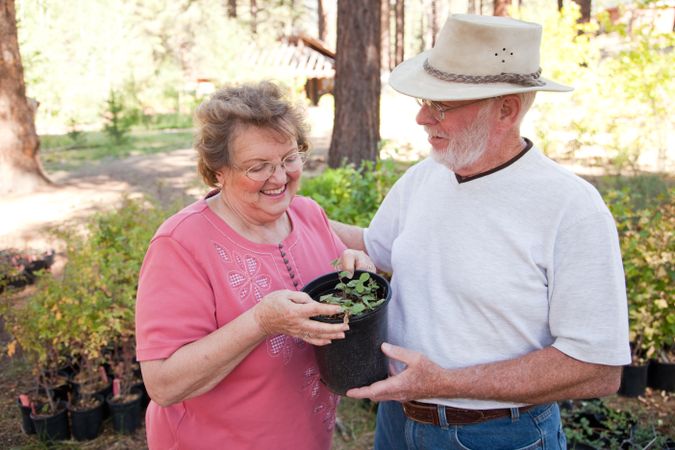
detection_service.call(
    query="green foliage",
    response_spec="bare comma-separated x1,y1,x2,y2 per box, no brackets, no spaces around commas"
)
319,271,385,317
603,187,674,362
516,5,674,174
561,398,670,449
39,129,194,171
103,90,135,144
0,197,175,394
300,159,404,227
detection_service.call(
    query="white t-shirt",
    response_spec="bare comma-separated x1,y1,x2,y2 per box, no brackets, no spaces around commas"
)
364,146,631,409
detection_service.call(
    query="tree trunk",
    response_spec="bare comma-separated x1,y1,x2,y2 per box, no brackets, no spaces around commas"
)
227,0,237,18
493,0,512,16
318,0,327,42
394,0,404,66
572,0,591,22
381,0,391,70
250,0,257,34
0,0,51,195
328,0,381,168
430,0,439,46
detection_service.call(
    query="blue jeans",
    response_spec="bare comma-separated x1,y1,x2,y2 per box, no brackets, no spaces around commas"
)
374,401,567,450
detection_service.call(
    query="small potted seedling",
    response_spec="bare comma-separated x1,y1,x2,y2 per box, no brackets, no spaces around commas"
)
303,265,391,395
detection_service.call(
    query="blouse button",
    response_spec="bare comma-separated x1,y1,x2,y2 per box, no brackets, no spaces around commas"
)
290,272,295,279
283,258,289,264
293,280,299,287
280,251,286,257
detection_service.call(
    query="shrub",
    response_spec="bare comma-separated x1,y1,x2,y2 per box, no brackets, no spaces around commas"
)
604,187,674,363
300,159,405,227
1,197,176,387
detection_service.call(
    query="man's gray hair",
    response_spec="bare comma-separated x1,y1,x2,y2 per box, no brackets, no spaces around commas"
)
516,91,536,126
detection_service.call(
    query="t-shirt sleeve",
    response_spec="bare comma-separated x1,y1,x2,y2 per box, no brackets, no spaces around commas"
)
135,235,217,361
363,178,404,273
549,211,631,366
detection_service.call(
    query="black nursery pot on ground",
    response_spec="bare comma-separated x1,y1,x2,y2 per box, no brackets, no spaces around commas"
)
30,401,70,442
303,270,391,396
69,395,105,441
618,363,648,397
648,360,675,392
106,388,143,434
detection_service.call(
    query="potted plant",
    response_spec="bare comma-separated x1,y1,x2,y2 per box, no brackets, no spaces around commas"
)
607,191,673,397
106,336,144,434
303,269,391,395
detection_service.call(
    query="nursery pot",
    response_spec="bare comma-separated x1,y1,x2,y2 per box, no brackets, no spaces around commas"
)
69,395,105,441
30,401,70,441
106,388,143,434
618,363,648,397
303,270,391,395
647,360,675,392
16,397,36,434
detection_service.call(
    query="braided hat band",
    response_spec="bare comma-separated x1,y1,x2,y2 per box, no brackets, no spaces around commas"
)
423,59,545,88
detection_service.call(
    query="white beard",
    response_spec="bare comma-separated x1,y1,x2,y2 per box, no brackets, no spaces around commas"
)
430,105,492,172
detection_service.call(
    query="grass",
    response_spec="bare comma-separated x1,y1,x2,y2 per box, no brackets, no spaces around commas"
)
40,128,194,172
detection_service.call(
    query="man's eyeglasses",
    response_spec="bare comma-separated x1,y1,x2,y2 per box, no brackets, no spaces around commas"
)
415,98,492,121
238,151,308,181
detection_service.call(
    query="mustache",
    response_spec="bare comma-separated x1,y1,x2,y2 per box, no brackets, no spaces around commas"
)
423,127,449,139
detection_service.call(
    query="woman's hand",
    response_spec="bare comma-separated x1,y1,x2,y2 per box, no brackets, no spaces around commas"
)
253,290,349,346
335,249,376,276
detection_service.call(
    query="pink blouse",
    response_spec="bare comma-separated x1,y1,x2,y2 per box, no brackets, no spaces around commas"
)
136,195,345,450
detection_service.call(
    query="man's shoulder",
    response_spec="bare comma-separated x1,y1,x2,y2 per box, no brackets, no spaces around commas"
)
527,148,607,212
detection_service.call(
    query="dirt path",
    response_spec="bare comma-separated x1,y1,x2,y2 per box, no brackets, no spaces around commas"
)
0,86,427,252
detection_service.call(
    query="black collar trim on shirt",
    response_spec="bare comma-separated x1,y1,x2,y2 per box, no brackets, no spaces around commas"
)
455,137,533,184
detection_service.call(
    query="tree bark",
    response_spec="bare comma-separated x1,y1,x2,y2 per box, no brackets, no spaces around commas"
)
493,0,512,16
394,0,404,66
430,0,439,46
227,0,237,18
572,0,591,22
381,0,391,70
318,0,327,42
250,0,257,34
328,0,381,168
0,0,51,195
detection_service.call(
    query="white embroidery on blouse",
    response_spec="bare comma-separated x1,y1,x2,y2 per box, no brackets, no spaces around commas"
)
227,252,271,303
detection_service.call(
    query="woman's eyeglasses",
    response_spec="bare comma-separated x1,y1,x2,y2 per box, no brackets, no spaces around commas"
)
240,152,308,181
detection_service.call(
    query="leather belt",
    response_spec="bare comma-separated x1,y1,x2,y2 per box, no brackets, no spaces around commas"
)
402,400,536,426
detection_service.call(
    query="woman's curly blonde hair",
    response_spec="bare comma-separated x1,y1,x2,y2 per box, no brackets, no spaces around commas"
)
194,81,309,187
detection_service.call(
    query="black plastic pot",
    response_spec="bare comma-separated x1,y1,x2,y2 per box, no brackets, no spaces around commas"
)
647,360,675,392
303,270,391,395
30,401,70,441
131,380,150,409
618,364,648,397
106,388,143,434
16,397,36,434
69,395,105,441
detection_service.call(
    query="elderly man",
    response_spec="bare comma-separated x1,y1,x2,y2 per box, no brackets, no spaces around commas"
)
333,14,630,450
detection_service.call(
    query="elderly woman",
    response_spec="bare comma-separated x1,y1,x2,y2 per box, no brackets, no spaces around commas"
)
135,82,371,449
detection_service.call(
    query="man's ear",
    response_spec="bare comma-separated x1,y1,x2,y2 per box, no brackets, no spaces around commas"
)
497,95,522,128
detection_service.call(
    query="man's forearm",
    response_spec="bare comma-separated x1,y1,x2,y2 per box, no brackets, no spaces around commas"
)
330,220,366,251
348,345,622,405
440,347,621,404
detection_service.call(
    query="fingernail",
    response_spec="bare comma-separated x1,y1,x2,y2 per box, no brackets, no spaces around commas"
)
382,342,390,351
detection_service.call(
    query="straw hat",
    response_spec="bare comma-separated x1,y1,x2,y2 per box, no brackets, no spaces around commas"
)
389,14,572,101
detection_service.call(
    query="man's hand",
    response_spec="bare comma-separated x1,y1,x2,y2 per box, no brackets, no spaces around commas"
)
335,249,376,277
346,343,448,402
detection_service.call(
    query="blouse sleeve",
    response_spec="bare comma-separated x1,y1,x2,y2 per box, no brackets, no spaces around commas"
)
135,235,217,361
